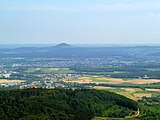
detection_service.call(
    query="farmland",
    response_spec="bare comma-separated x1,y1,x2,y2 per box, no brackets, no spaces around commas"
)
93,86,160,101
64,75,160,85
0,79,25,84
64,75,160,100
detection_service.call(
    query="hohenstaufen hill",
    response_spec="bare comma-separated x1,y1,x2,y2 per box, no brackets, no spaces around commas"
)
0,43,160,58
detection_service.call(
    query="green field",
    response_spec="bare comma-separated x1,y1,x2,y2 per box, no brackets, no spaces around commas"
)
25,68,75,73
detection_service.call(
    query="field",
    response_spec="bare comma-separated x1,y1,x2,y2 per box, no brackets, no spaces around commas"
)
64,75,160,101
64,75,160,84
92,86,160,101
145,89,160,92
25,68,75,73
0,79,25,83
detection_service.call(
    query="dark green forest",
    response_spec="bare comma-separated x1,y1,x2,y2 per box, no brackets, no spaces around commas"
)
0,89,138,120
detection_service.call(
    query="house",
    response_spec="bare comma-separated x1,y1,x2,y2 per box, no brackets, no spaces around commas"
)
3,73,11,78
143,75,149,79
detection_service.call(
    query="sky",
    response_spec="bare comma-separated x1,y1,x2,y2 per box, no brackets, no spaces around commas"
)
0,0,160,44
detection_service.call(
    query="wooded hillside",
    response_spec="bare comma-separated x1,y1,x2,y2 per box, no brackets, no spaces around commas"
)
0,89,138,120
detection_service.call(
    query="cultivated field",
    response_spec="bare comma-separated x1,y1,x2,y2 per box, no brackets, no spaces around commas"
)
127,79,160,84
133,93,152,98
0,79,25,84
92,86,159,101
64,75,160,100
145,89,160,92
64,75,160,85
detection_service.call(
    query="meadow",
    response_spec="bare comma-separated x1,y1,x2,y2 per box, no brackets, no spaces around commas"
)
25,67,75,74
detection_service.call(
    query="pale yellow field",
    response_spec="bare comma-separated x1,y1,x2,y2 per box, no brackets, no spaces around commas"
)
0,79,25,83
120,88,144,100
146,89,160,92
93,86,115,89
96,77,124,84
121,88,136,92
134,93,152,98
64,77,92,83
127,79,160,84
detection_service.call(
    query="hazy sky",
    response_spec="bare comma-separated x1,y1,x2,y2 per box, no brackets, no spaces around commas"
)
0,0,160,44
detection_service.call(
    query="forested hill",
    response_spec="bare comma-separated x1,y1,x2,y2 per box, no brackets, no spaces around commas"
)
0,89,138,120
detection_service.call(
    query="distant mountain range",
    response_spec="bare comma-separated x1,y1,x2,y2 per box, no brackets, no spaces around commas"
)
0,43,160,58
